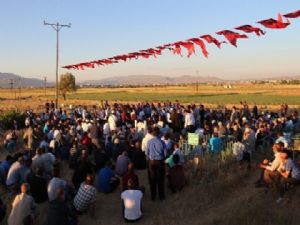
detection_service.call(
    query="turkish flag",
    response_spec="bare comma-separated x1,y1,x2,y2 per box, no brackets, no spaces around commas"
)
235,25,265,36
200,34,225,48
178,42,195,58
216,30,248,47
172,44,182,55
283,9,300,18
257,14,290,29
187,38,209,58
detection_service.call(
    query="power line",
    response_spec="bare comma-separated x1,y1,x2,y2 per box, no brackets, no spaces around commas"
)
43,21,71,108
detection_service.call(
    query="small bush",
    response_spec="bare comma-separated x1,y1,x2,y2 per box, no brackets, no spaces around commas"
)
0,110,25,130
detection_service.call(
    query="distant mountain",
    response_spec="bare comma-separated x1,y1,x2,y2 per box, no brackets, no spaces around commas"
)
82,75,224,86
0,73,53,88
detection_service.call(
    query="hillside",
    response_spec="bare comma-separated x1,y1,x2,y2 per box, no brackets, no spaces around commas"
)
82,75,224,86
0,73,53,88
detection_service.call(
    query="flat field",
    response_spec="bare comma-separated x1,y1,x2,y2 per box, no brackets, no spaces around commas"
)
0,83,299,111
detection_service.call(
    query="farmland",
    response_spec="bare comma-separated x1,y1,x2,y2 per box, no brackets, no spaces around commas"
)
0,83,299,112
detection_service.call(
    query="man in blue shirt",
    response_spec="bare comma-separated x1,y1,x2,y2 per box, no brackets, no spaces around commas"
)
209,133,223,153
98,161,119,193
0,155,13,184
146,127,166,201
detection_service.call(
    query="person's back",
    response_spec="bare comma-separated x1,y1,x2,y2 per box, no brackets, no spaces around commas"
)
27,168,48,203
73,175,96,215
131,148,147,170
32,148,45,173
209,134,222,153
115,152,130,176
47,188,77,225
6,157,23,187
98,166,115,193
8,183,36,225
121,180,143,222
40,152,55,175
94,150,109,172
48,169,67,202
72,150,93,189
122,164,140,191
168,155,185,192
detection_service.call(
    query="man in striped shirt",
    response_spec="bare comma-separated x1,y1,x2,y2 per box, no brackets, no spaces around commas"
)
73,174,96,217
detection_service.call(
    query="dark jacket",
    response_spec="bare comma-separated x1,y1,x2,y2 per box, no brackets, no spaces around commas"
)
47,199,77,225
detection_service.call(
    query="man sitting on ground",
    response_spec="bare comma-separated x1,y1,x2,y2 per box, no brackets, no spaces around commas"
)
98,161,120,193
47,187,78,225
115,151,131,177
256,143,282,188
121,179,143,223
277,151,300,199
73,174,96,217
122,163,141,191
167,154,185,193
27,167,48,203
8,183,37,225
48,168,67,202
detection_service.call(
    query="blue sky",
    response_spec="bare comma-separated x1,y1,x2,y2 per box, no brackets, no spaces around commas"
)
0,0,300,81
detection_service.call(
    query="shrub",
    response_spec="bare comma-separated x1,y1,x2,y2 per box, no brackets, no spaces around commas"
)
0,110,25,130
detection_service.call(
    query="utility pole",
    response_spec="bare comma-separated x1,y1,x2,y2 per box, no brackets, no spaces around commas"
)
43,76,47,97
43,21,71,108
9,79,14,97
18,78,21,100
196,70,199,94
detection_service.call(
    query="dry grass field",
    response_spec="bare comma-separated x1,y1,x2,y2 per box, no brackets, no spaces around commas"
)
0,83,299,112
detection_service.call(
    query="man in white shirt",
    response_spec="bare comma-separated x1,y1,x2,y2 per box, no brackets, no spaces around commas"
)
8,183,37,225
256,143,282,188
47,168,67,201
141,127,154,152
121,179,143,222
6,155,24,189
184,110,195,133
108,111,118,131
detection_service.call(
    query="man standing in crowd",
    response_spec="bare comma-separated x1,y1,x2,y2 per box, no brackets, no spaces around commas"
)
146,127,167,201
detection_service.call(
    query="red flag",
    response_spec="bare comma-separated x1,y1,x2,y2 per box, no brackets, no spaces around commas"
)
113,55,128,62
172,44,182,55
187,38,209,58
257,14,290,29
283,9,300,19
200,35,225,48
235,25,265,36
216,30,248,47
92,60,104,66
78,65,85,70
178,41,195,58
140,48,162,58
84,63,95,68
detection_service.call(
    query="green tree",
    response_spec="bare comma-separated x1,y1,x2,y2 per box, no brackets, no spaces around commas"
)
59,73,76,100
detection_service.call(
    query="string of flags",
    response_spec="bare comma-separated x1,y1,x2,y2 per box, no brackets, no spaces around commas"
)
62,9,300,71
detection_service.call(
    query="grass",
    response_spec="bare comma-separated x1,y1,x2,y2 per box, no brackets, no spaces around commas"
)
62,92,300,105
0,84,299,112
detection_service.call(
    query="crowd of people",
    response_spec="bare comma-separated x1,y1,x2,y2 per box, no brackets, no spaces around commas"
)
0,100,299,224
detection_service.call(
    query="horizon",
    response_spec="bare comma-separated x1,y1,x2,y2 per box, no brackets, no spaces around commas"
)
1,72,300,84
0,1,300,82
